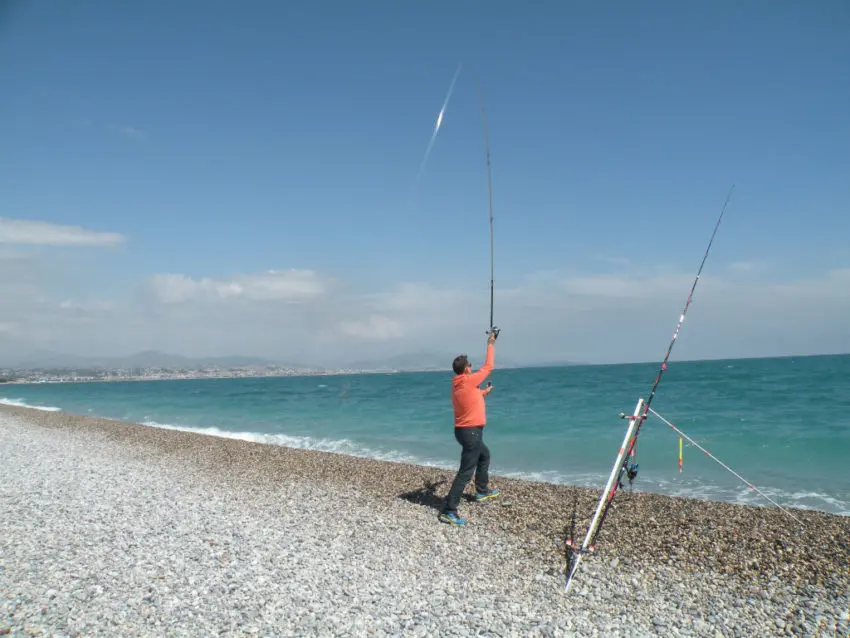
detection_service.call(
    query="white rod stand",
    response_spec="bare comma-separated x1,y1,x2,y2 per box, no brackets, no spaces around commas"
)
564,397,644,594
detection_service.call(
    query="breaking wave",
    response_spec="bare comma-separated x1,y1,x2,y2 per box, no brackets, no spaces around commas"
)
0,397,62,412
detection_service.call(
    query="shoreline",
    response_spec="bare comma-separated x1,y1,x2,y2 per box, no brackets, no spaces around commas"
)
2,403,848,594
3,398,846,519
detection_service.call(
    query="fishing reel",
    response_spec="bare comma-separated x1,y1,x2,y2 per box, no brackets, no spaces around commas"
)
617,463,640,490
486,326,500,340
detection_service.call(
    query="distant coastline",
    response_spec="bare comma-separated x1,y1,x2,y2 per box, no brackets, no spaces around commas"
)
0,362,537,385
2,349,845,386
0,366,447,385
0,347,585,385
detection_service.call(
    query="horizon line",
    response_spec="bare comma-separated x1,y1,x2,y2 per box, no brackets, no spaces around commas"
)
2,349,847,375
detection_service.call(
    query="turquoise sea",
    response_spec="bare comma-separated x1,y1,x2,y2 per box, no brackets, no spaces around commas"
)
3,354,849,516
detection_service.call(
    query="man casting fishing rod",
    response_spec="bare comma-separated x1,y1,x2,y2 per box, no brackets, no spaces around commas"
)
439,329,501,526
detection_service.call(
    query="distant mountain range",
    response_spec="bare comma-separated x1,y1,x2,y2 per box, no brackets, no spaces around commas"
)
1,348,582,372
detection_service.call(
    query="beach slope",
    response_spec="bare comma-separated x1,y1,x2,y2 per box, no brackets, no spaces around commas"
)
1,404,848,636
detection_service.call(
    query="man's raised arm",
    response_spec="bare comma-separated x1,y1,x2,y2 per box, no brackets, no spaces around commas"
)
468,335,496,386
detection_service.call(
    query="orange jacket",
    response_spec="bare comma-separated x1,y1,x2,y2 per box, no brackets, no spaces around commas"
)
451,344,494,428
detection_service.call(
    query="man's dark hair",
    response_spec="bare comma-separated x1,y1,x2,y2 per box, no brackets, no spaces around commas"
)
452,354,469,375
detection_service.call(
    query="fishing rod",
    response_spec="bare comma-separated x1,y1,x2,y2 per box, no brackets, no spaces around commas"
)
473,76,499,341
414,65,499,340
597,184,737,531
564,184,735,593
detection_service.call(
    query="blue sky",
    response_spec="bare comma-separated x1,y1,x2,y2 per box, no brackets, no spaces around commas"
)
1,1,849,366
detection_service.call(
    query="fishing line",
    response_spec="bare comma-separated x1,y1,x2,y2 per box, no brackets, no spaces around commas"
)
648,407,805,526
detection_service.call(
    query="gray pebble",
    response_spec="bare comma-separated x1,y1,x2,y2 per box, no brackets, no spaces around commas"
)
1,407,848,638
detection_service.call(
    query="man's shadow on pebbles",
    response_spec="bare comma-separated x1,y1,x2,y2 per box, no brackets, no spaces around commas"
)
399,478,477,511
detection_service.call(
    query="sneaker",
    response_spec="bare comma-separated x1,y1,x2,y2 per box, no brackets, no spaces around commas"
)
438,512,467,526
475,489,501,502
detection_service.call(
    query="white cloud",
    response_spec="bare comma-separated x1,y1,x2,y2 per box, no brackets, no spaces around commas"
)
1,256,849,367
339,315,406,341
345,282,471,336
556,273,695,299
148,269,330,304
134,265,850,364
59,299,115,312
0,218,125,247
725,260,774,275
770,267,850,296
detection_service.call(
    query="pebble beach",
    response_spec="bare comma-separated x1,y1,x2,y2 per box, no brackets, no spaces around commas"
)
1,403,848,637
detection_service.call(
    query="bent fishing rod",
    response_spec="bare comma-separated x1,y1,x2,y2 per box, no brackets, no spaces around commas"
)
564,184,736,592
474,75,499,341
